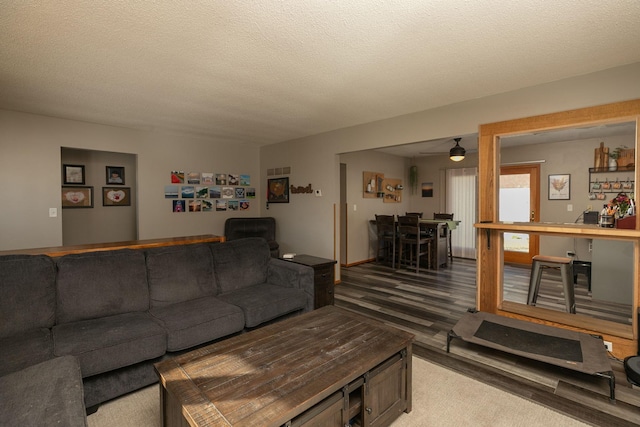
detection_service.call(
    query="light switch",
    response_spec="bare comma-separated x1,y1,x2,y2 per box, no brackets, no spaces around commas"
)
49,208,57,217
567,204,573,212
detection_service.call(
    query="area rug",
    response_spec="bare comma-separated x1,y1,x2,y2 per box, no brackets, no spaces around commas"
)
87,356,588,427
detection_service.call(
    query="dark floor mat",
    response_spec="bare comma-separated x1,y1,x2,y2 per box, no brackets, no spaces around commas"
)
449,311,611,375
474,320,583,362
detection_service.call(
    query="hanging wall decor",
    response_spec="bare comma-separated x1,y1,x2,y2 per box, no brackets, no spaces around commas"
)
421,182,434,198
172,200,186,212
363,171,384,198
63,164,85,185
267,177,289,203
103,187,131,206
62,186,93,208
167,170,252,212
382,178,403,203
548,174,570,200
171,171,184,183
106,166,125,185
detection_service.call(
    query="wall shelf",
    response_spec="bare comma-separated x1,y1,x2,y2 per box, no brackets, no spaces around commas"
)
588,166,634,195
475,221,640,241
590,166,635,173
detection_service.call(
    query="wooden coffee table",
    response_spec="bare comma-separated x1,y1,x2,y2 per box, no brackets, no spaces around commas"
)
155,306,414,427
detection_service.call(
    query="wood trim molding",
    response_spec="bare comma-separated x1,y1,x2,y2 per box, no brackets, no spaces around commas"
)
477,99,640,359
0,234,225,257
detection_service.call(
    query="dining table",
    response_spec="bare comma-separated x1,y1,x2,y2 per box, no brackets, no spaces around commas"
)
418,218,461,230
371,217,461,270
418,218,460,270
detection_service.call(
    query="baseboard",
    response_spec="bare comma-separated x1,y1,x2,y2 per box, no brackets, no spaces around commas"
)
341,258,375,268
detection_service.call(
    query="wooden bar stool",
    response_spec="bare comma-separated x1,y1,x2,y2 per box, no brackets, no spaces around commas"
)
527,255,575,314
375,214,397,268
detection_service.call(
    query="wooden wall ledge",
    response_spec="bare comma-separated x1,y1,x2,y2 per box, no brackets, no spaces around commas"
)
0,234,225,258
475,221,640,240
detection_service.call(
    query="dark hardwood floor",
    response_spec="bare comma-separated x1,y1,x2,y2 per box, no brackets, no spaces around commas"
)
334,259,640,426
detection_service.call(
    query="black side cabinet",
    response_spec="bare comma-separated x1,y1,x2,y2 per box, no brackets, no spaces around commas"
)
285,254,337,308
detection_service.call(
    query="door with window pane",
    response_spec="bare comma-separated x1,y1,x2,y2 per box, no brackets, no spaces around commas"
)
499,165,540,264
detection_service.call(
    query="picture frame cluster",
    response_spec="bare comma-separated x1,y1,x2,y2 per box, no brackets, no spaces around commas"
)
62,164,130,208
166,171,255,212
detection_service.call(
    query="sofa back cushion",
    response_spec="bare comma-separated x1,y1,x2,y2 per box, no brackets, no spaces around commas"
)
55,249,149,324
211,237,271,294
0,255,56,338
146,243,216,308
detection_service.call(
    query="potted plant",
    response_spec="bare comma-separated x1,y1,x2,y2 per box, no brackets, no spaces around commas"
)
608,147,620,171
409,165,418,194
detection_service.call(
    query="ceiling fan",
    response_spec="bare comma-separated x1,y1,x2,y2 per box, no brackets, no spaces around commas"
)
418,137,473,161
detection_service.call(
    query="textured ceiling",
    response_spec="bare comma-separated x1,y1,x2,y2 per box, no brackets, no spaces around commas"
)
1,1,640,147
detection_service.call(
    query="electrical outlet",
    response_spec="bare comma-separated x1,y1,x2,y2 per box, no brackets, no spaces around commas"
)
603,340,613,352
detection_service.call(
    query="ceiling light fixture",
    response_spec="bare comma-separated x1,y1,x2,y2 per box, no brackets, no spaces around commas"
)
449,138,466,161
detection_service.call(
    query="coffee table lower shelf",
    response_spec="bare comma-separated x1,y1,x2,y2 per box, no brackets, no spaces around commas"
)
155,306,414,427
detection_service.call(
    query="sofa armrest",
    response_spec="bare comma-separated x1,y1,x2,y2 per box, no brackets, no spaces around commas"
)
0,356,87,426
267,259,315,312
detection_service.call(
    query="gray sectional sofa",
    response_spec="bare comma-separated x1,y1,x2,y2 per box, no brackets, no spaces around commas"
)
0,237,314,425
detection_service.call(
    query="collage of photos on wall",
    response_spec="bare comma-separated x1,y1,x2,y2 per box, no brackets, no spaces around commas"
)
165,171,255,213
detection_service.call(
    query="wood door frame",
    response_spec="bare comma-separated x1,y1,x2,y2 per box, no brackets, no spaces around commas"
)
500,164,540,265
477,99,640,358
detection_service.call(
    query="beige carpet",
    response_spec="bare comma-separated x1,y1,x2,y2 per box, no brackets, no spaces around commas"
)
87,357,588,427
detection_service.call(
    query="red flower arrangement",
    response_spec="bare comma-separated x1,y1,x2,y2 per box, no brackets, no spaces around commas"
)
607,192,632,217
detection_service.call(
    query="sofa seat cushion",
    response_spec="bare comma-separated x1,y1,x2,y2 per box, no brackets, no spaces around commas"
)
218,284,307,328
0,356,87,426
0,328,53,377
150,296,245,351
53,312,166,377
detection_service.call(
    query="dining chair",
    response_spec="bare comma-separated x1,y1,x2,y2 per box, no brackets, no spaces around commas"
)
405,212,423,218
397,215,433,273
375,214,396,268
433,212,454,262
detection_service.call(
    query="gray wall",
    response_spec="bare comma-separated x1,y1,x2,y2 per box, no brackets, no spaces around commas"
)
61,148,137,245
261,63,640,273
338,133,636,264
1,63,639,268
0,111,259,251
339,150,408,264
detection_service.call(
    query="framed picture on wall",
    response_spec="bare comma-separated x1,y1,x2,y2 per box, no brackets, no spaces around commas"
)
548,174,570,200
106,166,125,185
267,177,289,203
63,164,85,185
61,186,93,208
102,187,131,206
